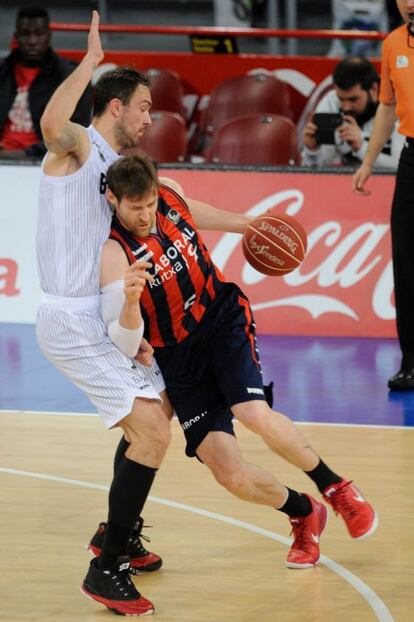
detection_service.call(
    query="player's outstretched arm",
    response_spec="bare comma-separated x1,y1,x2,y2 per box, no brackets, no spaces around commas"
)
187,198,252,233
40,11,104,157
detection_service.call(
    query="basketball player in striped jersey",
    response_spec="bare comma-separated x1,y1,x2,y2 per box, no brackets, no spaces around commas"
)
35,12,180,617
99,153,378,573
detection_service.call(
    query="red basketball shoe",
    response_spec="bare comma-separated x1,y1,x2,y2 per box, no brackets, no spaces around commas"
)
88,518,162,574
323,480,378,540
286,495,328,569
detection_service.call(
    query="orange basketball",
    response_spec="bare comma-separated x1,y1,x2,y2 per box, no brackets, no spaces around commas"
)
242,214,307,276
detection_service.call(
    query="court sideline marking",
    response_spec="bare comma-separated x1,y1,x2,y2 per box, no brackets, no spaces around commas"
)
0,466,394,622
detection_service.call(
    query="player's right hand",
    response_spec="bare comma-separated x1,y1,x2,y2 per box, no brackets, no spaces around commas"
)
135,338,154,366
87,11,104,68
353,163,372,196
124,261,153,304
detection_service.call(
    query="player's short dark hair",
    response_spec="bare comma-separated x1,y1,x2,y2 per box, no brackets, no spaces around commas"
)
106,153,159,201
333,56,379,91
16,6,50,26
94,67,150,118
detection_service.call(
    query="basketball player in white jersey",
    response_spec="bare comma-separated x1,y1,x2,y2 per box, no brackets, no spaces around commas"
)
36,12,174,616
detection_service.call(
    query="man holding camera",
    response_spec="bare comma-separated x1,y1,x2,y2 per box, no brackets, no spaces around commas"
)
302,56,404,168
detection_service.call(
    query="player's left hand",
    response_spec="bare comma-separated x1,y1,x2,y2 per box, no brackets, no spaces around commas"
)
338,115,363,152
135,337,154,366
87,11,104,68
124,260,153,305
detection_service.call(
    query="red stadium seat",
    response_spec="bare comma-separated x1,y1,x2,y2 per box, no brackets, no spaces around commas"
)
124,111,188,164
209,114,297,166
147,68,186,119
202,73,292,138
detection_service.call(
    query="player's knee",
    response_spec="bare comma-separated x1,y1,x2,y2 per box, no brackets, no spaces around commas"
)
211,464,245,493
128,418,171,465
147,415,171,451
233,401,272,435
128,407,171,453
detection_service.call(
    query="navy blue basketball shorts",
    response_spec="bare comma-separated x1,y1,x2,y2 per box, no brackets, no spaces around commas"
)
155,283,267,457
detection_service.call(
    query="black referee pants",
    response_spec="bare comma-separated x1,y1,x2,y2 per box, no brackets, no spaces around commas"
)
391,142,414,369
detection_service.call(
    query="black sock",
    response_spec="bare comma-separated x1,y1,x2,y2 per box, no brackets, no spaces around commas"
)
97,457,157,568
113,436,130,476
278,488,312,517
305,458,342,494
113,437,141,531
96,521,132,568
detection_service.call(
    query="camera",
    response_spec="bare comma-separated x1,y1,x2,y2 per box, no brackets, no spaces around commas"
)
313,112,344,145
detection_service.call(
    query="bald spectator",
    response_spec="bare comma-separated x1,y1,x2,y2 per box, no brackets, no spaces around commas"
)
0,6,92,159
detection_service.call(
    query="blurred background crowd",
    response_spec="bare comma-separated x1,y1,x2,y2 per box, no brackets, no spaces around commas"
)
0,1,406,168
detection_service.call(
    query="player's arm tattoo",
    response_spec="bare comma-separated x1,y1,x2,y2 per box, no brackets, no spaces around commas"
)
44,123,83,156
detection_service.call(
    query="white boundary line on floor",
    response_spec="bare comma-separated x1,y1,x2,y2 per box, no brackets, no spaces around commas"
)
0,408,413,431
0,466,394,622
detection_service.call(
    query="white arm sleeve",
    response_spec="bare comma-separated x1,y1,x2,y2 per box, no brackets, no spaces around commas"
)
100,280,144,359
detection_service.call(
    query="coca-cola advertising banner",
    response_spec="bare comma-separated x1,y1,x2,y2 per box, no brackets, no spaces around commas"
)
163,169,396,338
0,165,396,338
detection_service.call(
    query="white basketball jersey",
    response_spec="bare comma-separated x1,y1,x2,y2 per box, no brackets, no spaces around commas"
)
36,126,119,297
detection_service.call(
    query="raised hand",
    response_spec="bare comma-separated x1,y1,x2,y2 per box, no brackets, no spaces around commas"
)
87,10,104,68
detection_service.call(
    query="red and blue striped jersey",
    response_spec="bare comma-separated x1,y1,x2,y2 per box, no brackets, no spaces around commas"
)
110,185,226,347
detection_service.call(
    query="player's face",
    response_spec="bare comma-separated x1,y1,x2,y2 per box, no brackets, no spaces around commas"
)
335,83,377,118
116,187,159,238
114,85,152,149
15,17,51,65
396,0,414,23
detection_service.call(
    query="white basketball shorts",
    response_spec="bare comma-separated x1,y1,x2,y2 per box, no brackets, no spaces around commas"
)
36,302,165,428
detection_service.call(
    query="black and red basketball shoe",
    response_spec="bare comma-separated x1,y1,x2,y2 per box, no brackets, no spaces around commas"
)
88,517,162,574
81,555,154,616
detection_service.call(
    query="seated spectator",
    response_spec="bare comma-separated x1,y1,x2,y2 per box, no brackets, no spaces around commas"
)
301,56,404,169
0,6,93,160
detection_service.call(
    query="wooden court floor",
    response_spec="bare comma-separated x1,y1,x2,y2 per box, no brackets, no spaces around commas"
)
1,412,413,622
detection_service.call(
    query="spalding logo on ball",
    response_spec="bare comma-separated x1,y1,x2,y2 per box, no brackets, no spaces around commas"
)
243,214,307,276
